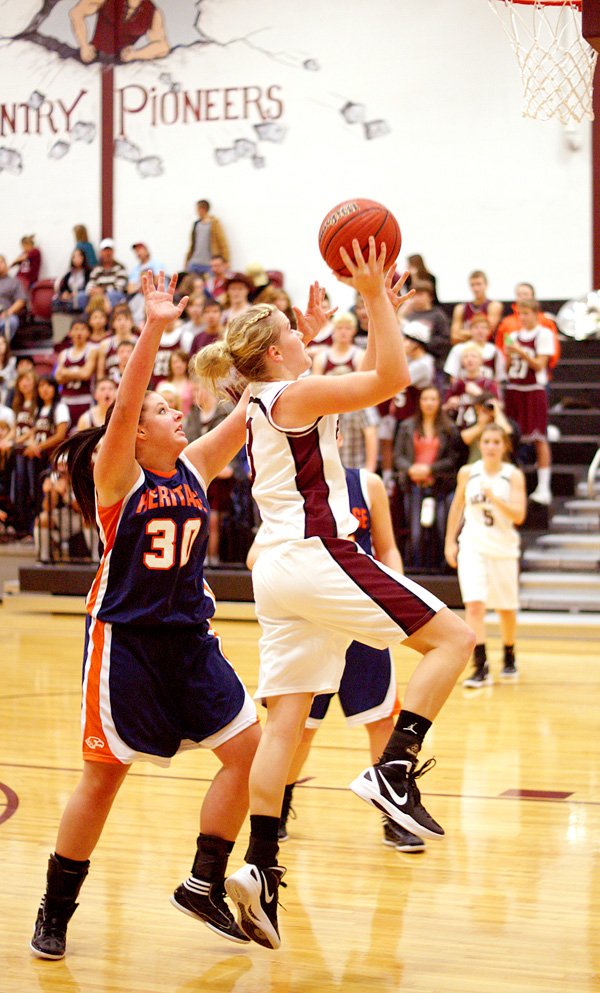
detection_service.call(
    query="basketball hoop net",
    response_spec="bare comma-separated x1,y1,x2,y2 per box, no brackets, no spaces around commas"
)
489,0,598,124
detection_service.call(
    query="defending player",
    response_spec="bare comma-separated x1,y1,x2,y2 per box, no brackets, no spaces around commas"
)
30,272,261,959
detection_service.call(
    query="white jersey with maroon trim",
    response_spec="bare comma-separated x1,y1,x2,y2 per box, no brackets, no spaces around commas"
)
459,460,519,558
247,380,357,550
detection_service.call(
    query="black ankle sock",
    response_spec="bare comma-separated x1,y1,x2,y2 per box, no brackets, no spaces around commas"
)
503,644,515,663
474,644,487,667
191,834,234,882
245,815,279,867
50,853,90,901
378,710,432,766
54,853,89,874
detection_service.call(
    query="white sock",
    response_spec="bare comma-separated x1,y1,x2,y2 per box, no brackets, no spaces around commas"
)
537,467,551,491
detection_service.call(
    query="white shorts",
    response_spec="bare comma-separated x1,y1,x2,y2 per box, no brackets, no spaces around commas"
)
457,547,519,611
252,536,445,699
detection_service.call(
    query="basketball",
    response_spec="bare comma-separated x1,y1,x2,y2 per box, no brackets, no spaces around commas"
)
318,198,401,277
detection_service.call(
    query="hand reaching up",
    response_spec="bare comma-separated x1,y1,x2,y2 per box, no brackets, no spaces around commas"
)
142,271,189,327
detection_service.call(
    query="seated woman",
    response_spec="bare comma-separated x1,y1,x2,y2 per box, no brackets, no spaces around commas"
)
53,249,91,313
394,385,463,571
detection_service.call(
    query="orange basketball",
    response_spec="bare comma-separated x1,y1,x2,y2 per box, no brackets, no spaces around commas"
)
318,198,401,277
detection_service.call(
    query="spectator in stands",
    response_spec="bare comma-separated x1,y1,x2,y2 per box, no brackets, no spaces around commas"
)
351,293,370,348
149,318,194,388
26,376,71,470
443,342,499,430
86,239,127,307
10,235,42,293
54,319,98,428
398,279,450,381
10,368,39,539
157,349,194,416
222,274,253,324
311,312,364,375
113,339,136,384
444,313,506,386
0,414,14,535
459,391,516,464
176,272,209,305
53,249,91,313
179,293,205,345
395,386,462,571
97,304,138,380
36,457,80,564
0,254,27,340
504,299,554,505
205,254,231,302
190,299,224,354
77,376,117,431
86,300,110,344
451,270,503,344
0,337,17,406
73,224,97,268
406,254,439,303
245,263,271,303
380,322,435,493
496,281,560,373
185,199,230,274
127,242,167,295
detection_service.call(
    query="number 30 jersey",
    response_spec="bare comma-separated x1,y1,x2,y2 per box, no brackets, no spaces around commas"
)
87,454,213,626
458,460,520,559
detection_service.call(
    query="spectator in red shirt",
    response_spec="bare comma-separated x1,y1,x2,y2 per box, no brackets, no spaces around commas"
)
11,236,41,293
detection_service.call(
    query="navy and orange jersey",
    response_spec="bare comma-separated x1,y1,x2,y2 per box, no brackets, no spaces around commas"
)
345,467,373,556
87,453,213,626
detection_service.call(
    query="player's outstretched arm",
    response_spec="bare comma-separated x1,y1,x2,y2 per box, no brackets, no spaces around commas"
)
94,271,188,507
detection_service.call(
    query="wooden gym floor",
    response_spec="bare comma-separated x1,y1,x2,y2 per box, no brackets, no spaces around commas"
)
1,607,599,993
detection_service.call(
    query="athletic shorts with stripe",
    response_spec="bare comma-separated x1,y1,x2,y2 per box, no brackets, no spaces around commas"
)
307,641,400,728
81,617,257,766
252,536,445,699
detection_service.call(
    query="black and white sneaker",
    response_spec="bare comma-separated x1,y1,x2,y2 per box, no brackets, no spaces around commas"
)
30,897,77,960
463,664,493,688
225,864,286,949
171,878,249,943
500,662,519,680
382,817,426,853
350,757,444,840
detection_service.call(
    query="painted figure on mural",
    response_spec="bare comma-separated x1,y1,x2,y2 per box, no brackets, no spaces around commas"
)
69,0,170,63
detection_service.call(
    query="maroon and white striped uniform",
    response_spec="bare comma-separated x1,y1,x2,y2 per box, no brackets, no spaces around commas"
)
504,326,554,441
60,345,94,425
246,380,444,699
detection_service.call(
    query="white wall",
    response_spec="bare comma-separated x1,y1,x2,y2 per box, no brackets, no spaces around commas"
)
0,0,593,308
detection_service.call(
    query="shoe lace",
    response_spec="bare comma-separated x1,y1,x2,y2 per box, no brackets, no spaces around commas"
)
409,757,437,805
279,790,297,828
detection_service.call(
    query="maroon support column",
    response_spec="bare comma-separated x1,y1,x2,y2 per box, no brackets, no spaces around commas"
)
101,66,114,242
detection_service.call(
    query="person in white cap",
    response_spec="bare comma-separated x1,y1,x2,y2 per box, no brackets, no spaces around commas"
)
86,239,127,308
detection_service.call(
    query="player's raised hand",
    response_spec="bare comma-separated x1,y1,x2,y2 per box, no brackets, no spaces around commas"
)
335,237,386,296
384,268,414,312
293,282,337,345
142,271,189,326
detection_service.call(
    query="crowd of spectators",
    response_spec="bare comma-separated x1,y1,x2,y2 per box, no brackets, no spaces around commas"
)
0,211,561,571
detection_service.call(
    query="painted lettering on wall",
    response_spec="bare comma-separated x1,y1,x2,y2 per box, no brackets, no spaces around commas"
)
0,85,284,140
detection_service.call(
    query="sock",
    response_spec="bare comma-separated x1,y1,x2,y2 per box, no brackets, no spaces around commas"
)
49,853,90,902
537,467,551,491
281,782,295,817
378,710,432,767
191,833,234,883
245,814,279,868
503,644,515,664
474,643,487,668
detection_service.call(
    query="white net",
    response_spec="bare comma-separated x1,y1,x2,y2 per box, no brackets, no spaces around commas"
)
489,0,598,124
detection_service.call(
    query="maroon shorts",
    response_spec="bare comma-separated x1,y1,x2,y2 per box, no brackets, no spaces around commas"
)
504,387,548,441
